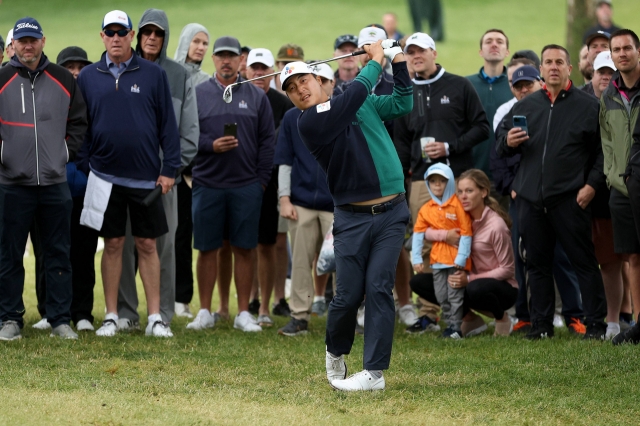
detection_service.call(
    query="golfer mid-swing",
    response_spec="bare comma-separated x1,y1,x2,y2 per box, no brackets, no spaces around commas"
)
280,40,413,391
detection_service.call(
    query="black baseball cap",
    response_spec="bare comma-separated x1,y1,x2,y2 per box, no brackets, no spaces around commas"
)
213,36,241,55
585,31,611,48
511,50,540,69
56,46,92,66
334,34,358,50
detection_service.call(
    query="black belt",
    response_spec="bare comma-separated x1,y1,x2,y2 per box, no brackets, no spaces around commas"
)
336,193,406,215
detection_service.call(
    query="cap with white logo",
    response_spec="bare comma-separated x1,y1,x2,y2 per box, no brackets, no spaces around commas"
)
280,61,313,91
247,48,274,68
310,63,334,81
102,10,132,30
404,32,436,52
6,29,13,45
594,51,617,71
13,17,43,40
357,26,387,48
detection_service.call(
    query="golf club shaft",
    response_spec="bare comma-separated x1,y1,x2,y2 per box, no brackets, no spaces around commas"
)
309,50,366,66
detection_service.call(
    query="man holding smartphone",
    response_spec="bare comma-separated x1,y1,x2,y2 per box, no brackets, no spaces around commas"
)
189,36,276,333
496,44,607,340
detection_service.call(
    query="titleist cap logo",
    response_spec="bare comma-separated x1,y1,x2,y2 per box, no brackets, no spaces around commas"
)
16,23,39,31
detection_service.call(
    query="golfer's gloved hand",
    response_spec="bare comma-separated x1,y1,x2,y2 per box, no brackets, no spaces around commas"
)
381,39,403,62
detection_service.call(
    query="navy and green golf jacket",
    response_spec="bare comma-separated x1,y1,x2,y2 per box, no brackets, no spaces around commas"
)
297,60,413,205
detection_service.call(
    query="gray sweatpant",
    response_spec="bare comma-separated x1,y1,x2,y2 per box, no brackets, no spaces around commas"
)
433,268,464,330
117,187,178,324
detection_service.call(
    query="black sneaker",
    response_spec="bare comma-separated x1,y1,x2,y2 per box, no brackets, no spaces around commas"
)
272,298,291,317
278,318,308,336
525,322,554,340
583,321,606,341
405,315,440,334
612,323,640,345
441,326,463,339
248,299,260,316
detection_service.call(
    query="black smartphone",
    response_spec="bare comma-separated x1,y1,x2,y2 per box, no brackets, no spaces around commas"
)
224,122,238,138
512,115,528,135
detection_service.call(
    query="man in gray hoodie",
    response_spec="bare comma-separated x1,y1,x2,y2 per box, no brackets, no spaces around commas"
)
115,9,198,330
174,23,210,87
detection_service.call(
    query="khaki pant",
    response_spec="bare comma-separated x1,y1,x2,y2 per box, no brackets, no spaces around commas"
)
409,180,440,319
289,205,333,321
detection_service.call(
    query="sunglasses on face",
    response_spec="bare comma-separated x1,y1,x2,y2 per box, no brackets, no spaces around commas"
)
140,28,165,38
103,29,130,38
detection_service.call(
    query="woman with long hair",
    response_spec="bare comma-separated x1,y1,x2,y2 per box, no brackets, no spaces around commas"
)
410,169,518,336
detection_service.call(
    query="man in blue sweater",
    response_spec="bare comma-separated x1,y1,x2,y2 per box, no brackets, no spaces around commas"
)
77,10,181,338
281,40,412,391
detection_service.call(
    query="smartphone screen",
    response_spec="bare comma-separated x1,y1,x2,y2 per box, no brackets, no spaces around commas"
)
512,115,528,135
224,123,238,138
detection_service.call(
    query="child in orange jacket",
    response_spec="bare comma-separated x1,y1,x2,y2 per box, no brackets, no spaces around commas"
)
412,163,472,338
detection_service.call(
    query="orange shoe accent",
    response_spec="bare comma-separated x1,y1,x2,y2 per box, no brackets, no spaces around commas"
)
568,318,586,335
513,321,531,332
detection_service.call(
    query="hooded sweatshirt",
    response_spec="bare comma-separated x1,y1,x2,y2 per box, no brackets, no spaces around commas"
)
136,9,198,172
412,163,472,269
174,23,210,87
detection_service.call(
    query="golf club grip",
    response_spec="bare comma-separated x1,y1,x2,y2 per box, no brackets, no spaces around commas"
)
141,185,163,207
352,50,367,56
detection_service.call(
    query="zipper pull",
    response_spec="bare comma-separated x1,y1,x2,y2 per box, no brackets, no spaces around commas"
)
116,77,119,91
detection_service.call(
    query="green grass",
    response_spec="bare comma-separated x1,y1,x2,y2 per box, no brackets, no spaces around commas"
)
2,0,640,424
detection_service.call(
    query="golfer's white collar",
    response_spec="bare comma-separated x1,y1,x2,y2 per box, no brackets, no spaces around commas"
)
412,67,446,85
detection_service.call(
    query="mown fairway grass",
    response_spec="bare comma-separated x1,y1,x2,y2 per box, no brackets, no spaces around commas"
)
2,0,640,424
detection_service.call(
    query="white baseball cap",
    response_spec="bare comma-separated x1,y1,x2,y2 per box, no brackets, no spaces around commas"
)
6,29,12,45
102,10,132,30
594,51,617,71
280,61,314,91
357,26,387,48
405,32,436,52
247,48,275,68
310,63,334,81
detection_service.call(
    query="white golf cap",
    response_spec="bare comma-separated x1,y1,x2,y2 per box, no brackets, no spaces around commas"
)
594,51,617,71
357,26,387,48
102,10,132,30
280,61,314,91
425,168,449,179
6,29,13,44
405,32,436,52
247,48,274,68
311,63,334,81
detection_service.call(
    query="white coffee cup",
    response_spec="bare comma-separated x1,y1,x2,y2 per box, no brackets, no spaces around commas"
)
420,137,436,163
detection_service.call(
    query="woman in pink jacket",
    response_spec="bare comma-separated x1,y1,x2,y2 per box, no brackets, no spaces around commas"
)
410,169,518,336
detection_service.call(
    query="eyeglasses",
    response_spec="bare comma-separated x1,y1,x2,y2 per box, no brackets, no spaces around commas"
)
140,28,165,38
513,80,535,91
103,29,130,38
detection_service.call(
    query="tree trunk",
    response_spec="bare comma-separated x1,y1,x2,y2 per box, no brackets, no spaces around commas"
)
567,0,595,82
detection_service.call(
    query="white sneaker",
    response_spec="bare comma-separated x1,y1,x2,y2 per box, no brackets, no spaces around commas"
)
331,370,385,391
175,302,193,318
233,312,262,332
32,318,51,330
96,319,118,337
326,350,347,383
117,318,140,332
146,320,174,337
553,314,564,328
50,324,78,340
606,322,621,340
398,304,418,326
186,310,215,330
76,319,94,331
357,305,365,328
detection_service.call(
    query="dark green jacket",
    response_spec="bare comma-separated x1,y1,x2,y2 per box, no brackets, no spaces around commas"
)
467,67,512,179
599,75,640,197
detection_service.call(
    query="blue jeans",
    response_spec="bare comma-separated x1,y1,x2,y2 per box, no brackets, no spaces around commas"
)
326,199,410,370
